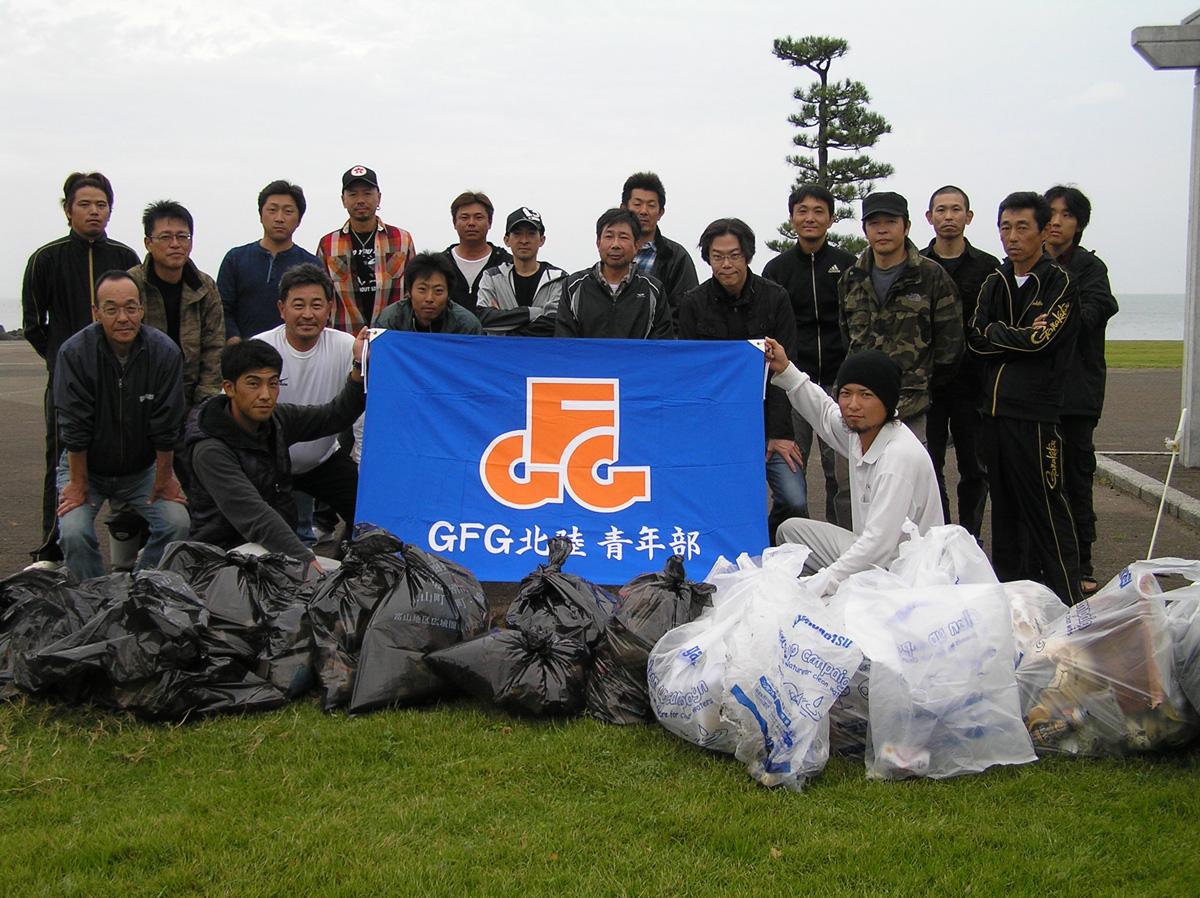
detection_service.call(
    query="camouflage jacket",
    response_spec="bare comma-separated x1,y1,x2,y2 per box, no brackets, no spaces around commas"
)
838,238,964,420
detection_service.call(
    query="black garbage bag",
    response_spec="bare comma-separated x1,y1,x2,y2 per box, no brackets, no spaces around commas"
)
586,555,714,725
506,536,617,646
308,528,408,711
159,541,229,591
427,625,590,716
110,657,287,720
349,542,490,713
198,551,315,698
0,567,105,699
584,644,654,725
18,570,207,700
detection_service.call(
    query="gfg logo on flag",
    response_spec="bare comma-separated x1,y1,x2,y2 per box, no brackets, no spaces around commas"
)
479,378,650,512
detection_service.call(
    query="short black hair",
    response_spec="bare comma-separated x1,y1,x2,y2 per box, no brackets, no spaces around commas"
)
451,191,494,222
142,200,193,238
221,339,283,383
788,184,835,217
93,270,142,307
596,208,642,241
1043,185,1091,244
997,191,1051,230
928,185,970,212
278,262,333,304
62,172,115,212
621,172,666,209
403,252,457,295
698,218,756,264
258,180,307,220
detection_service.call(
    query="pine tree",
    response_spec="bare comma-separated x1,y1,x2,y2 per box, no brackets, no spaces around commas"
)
768,36,893,255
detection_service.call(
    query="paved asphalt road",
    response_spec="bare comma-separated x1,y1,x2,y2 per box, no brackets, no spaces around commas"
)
1,340,1195,594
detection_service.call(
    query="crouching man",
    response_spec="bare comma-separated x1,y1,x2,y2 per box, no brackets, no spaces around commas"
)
763,337,943,596
54,270,190,581
183,330,368,574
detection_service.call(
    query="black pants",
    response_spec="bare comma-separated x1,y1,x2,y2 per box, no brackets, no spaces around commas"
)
981,416,1081,605
34,377,63,562
1059,414,1098,579
291,447,360,534
927,387,988,538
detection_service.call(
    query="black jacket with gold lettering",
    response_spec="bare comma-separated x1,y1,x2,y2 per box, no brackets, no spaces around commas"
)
967,252,1079,423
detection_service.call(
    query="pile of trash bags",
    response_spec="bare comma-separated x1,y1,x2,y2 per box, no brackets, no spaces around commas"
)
647,523,1200,790
0,526,492,719
427,537,714,720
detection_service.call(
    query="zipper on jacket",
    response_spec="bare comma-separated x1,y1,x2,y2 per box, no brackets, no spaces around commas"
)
810,252,821,378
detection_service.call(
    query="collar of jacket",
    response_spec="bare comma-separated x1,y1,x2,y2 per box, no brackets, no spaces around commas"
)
712,272,756,307
589,261,637,292
1000,250,1058,282
923,236,989,263
652,230,678,259
198,393,277,450
791,236,847,263
854,237,922,274
68,229,112,248
340,217,385,235
87,319,147,365
138,254,204,291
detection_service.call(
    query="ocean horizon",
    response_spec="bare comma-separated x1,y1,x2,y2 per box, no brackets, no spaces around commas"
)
0,292,1188,341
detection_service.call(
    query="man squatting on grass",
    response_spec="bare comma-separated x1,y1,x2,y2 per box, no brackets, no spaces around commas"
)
763,337,943,597
182,329,369,575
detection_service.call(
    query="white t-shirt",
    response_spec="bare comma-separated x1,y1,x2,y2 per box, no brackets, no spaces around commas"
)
254,325,356,474
452,247,490,289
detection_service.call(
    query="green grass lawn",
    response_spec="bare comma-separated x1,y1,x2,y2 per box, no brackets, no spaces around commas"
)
1106,341,1183,368
3,697,1198,897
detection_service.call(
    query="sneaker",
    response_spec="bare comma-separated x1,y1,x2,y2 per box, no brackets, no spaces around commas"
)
23,560,61,572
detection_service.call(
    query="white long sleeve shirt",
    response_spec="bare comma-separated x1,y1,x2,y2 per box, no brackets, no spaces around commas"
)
772,362,943,587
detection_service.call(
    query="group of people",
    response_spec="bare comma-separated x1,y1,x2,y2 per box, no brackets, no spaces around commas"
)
20,166,1115,604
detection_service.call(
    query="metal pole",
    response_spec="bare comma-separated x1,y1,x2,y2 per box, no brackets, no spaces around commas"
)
1184,69,1200,465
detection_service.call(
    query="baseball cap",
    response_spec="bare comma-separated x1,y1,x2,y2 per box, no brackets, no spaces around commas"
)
342,165,379,191
862,191,909,220
506,207,545,234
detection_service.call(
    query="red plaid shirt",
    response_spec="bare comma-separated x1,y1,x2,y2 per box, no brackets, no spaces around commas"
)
316,218,416,333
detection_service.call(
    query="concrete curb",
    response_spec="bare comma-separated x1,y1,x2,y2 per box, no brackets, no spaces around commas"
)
1096,454,1200,531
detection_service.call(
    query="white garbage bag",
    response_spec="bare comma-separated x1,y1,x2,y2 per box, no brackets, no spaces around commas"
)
721,570,861,791
843,574,1036,779
887,522,998,587
647,545,812,762
1003,580,1069,668
1018,559,1200,756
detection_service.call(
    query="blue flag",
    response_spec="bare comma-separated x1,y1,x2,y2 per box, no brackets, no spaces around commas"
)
357,332,768,582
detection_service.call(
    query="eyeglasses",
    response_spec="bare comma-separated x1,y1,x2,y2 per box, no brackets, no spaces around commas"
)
709,252,745,266
150,233,192,245
97,303,144,318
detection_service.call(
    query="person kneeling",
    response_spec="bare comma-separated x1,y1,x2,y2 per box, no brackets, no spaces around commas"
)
763,338,943,596
183,332,367,575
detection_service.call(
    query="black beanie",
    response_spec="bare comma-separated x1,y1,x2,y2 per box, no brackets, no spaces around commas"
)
835,350,902,417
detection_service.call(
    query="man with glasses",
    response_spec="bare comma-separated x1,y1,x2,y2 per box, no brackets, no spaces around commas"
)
21,172,141,566
677,218,804,543
129,200,225,418
53,270,189,581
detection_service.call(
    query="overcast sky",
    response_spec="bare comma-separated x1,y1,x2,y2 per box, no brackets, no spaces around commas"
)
2,0,1195,329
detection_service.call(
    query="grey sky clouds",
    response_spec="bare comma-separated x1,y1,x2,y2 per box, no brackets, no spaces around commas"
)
2,0,1195,327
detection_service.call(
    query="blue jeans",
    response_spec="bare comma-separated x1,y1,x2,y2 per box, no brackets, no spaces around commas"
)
766,452,808,545
56,456,191,582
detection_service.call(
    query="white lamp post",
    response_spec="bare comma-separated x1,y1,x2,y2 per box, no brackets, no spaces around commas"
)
1134,11,1200,466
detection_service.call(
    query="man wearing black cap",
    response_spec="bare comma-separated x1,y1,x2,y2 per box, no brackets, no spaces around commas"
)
838,191,963,445
315,165,416,334
475,208,567,336
764,338,943,597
